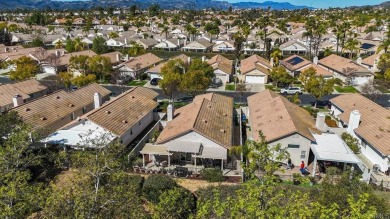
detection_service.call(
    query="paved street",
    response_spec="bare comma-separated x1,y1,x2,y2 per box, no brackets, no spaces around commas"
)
102,84,390,107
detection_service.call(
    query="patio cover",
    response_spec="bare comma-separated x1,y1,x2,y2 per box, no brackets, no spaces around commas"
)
167,141,201,154
140,143,171,155
311,133,361,164
194,147,227,160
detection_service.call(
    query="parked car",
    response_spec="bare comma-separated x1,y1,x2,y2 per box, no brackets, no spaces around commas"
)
280,87,302,95
177,96,193,102
150,78,161,86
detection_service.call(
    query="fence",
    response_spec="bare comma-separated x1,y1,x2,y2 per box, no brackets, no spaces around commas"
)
129,120,162,157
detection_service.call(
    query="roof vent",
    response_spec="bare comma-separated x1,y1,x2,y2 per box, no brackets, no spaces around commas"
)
223,113,227,116
40,117,47,121
122,120,128,124
69,104,74,107
25,108,30,112
131,96,135,99
208,105,211,108
56,96,60,99
105,110,111,114
220,129,225,133
202,119,208,123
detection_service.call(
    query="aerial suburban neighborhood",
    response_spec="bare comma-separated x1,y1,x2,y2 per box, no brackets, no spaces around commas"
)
0,1,390,218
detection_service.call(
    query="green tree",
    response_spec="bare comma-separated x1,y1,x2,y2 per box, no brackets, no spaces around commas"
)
187,58,214,79
180,69,211,97
69,55,90,75
233,32,245,59
304,75,335,108
153,187,195,219
59,71,74,90
0,28,12,46
71,74,96,87
9,56,38,81
270,66,294,88
377,53,390,73
299,66,317,84
65,38,75,52
384,69,390,81
73,37,86,52
143,175,177,204
159,59,185,101
127,42,146,56
87,55,112,82
92,36,109,54
108,31,119,39
270,48,282,66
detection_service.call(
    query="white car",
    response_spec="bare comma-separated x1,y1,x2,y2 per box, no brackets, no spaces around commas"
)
280,87,302,95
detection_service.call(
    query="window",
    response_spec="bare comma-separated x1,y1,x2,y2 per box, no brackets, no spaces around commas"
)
300,151,306,159
130,129,133,135
288,144,300,149
82,106,87,114
70,112,75,120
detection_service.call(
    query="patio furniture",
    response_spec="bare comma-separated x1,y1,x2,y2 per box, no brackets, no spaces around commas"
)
133,166,140,173
161,161,168,167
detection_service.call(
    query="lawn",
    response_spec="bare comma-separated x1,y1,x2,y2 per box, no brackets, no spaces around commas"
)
334,86,359,93
157,101,189,112
128,80,148,86
225,84,235,91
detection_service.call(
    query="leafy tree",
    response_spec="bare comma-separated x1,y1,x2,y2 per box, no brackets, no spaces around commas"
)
65,38,75,52
384,69,390,81
73,37,86,52
0,28,12,46
153,187,195,219
92,36,109,54
180,69,211,97
377,53,390,73
87,55,112,82
0,111,23,145
71,74,96,87
142,175,177,204
108,31,119,39
230,131,290,182
304,75,335,108
299,66,316,84
9,56,38,81
270,48,282,66
204,22,220,42
159,59,185,101
127,42,146,56
270,66,294,88
341,132,360,154
187,58,214,79
54,40,64,49
59,71,74,90
148,4,161,16
69,55,90,75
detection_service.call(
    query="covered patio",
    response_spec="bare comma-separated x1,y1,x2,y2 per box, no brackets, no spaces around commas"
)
310,133,362,177
140,141,229,174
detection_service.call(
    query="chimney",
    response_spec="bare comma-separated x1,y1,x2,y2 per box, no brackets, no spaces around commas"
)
184,39,187,46
347,110,361,133
94,92,102,109
356,56,362,65
124,38,127,45
55,50,61,57
201,56,206,62
270,57,274,67
315,112,326,132
116,53,120,62
167,104,174,121
187,56,191,64
313,56,318,65
177,39,180,46
13,94,23,107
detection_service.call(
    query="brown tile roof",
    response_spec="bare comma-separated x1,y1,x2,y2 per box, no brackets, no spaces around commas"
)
240,54,272,75
147,54,189,74
157,93,234,149
305,64,334,77
87,87,158,136
248,90,318,142
0,47,44,61
330,94,390,155
13,83,111,132
100,51,122,64
362,53,380,67
58,50,97,66
280,55,311,71
12,79,48,95
124,53,162,70
318,54,372,76
207,54,233,75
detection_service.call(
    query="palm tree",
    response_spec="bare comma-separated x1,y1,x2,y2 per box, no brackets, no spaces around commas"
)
270,48,282,66
257,16,271,58
377,38,390,54
160,26,169,39
73,38,86,52
343,38,360,59
108,32,119,39
323,46,334,57
55,40,64,49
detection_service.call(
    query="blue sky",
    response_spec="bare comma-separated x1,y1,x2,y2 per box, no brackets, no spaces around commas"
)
225,0,383,8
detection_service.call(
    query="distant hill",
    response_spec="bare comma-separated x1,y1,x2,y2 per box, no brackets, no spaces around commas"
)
232,1,315,10
379,1,390,7
0,0,313,10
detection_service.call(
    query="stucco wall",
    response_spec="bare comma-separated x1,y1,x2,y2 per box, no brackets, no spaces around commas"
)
120,111,154,146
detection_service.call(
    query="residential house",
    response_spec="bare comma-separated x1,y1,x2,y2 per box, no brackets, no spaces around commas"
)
280,55,333,78
135,38,159,50
140,93,236,172
13,83,111,134
318,54,374,85
330,94,390,173
182,38,213,52
247,90,319,166
360,53,381,73
240,54,272,84
147,54,190,80
153,39,184,51
100,51,125,67
279,40,308,55
212,41,235,53
11,33,33,44
119,53,162,79
44,87,159,147
73,18,85,25
0,79,49,112
207,55,234,84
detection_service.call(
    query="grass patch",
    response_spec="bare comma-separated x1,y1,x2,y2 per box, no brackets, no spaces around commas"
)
157,101,189,112
225,84,235,91
128,80,147,86
265,84,281,92
334,86,359,93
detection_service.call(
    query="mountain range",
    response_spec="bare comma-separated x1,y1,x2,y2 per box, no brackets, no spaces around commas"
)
0,0,314,10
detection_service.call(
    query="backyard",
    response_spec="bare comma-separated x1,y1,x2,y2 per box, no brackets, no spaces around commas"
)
334,86,359,93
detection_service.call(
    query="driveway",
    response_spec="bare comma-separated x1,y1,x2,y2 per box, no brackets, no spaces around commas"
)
246,83,265,92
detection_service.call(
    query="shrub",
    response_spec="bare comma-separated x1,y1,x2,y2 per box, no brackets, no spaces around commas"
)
200,168,225,182
139,73,148,80
153,187,195,219
142,175,177,203
341,132,360,154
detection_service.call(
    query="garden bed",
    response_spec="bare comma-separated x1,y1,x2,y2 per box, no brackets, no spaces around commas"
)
225,84,235,91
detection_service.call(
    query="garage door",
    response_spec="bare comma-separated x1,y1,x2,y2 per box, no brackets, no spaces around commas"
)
245,75,265,84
